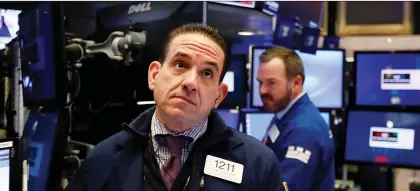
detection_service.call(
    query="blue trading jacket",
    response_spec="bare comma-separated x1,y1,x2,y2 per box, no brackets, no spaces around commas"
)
264,94,336,191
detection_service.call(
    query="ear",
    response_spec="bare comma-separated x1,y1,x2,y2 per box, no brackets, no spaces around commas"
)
214,82,229,108
148,61,162,91
293,75,303,88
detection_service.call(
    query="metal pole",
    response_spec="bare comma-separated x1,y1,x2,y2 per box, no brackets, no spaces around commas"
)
202,2,207,25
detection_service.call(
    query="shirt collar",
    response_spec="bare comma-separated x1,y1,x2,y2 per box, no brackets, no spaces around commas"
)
275,91,306,120
151,112,208,146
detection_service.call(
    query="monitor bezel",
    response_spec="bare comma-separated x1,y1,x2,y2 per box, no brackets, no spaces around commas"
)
0,137,22,191
249,46,346,110
218,54,248,109
343,108,420,169
352,51,420,111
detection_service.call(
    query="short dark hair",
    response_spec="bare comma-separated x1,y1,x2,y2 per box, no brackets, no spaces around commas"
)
259,46,305,83
159,23,229,83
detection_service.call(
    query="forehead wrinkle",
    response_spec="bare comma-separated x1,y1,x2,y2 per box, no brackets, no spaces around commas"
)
170,35,224,60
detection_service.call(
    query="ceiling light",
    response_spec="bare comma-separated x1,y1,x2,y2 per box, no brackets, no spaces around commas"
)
237,31,255,36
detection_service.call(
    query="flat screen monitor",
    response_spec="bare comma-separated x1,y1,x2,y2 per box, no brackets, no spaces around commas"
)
320,111,330,127
22,111,62,191
19,2,66,108
0,9,21,50
210,1,256,9
345,110,420,168
0,148,10,191
276,2,326,28
0,137,21,191
244,112,274,141
215,109,240,129
219,55,247,109
251,46,344,109
354,52,420,107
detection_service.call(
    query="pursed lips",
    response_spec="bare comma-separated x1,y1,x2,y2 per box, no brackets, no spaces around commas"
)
172,95,196,105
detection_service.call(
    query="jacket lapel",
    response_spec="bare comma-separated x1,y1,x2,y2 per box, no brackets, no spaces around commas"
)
113,138,144,191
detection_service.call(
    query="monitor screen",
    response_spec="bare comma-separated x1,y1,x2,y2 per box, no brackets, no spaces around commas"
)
345,110,420,167
244,111,330,141
22,112,59,191
320,112,330,127
245,112,275,141
355,52,420,107
210,1,256,9
251,47,344,109
276,2,325,28
219,55,247,109
0,9,21,50
19,2,66,107
0,148,10,191
215,109,240,129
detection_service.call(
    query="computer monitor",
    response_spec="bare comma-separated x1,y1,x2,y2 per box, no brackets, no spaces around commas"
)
22,111,69,191
243,112,275,141
320,111,330,127
0,137,22,191
219,55,247,109
354,52,420,107
345,110,420,168
19,2,67,109
243,111,331,141
214,109,240,129
0,8,21,50
250,46,344,109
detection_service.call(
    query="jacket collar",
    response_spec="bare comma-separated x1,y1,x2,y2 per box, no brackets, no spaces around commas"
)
276,93,312,126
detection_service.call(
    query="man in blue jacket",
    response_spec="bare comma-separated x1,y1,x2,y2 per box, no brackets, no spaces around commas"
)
257,46,335,191
65,23,287,191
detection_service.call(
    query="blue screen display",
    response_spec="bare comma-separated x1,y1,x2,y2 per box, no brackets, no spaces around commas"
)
22,111,58,191
219,55,247,109
215,109,240,129
355,53,420,106
245,113,274,141
252,48,344,108
0,149,10,191
320,112,330,127
245,111,330,141
346,111,420,167
20,2,56,103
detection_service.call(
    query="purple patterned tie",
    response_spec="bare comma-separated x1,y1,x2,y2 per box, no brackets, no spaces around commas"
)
160,135,189,190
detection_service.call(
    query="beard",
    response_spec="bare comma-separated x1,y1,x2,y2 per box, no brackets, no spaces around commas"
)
261,83,293,112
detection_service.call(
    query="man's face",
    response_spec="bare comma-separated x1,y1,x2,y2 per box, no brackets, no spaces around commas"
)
257,57,293,112
148,33,228,128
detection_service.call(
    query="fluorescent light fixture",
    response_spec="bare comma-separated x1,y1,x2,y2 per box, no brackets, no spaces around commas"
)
237,31,255,36
137,101,155,105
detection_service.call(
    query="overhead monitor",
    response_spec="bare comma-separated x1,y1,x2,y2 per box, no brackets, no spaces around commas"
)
19,2,67,109
251,46,344,109
210,1,256,9
276,1,326,28
0,9,21,50
345,110,420,168
219,55,247,109
215,109,240,129
354,52,420,107
0,137,21,191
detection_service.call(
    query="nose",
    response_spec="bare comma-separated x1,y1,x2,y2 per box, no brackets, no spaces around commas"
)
259,84,268,95
182,70,198,92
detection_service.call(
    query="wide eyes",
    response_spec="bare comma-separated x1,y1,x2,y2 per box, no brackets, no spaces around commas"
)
173,61,214,79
